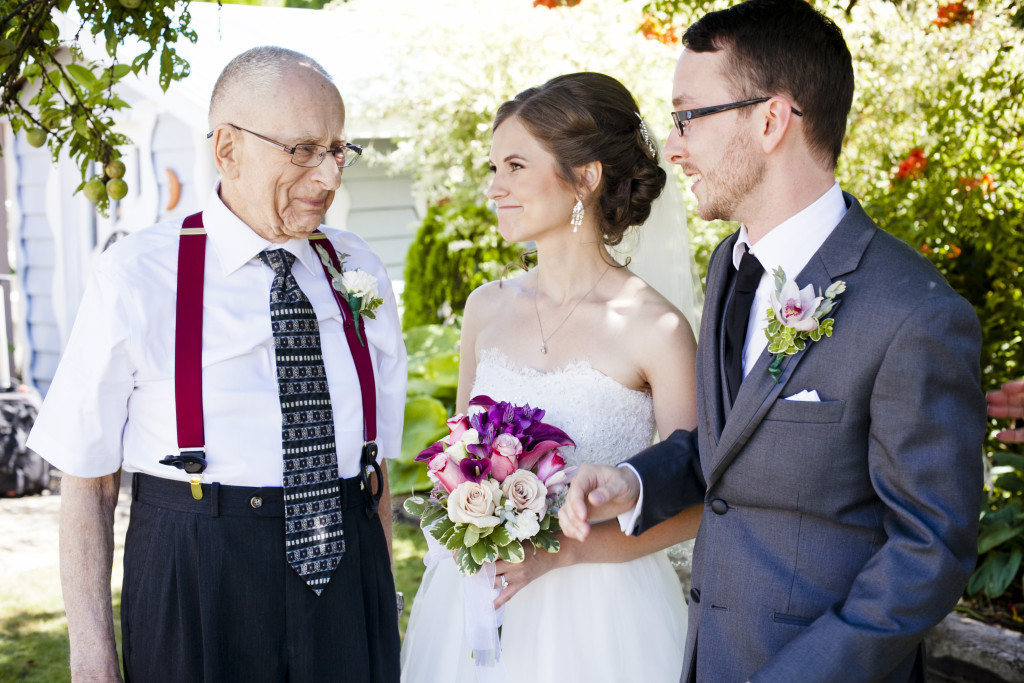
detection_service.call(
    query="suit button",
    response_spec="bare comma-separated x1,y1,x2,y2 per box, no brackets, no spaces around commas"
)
711,499,728,515
250,496,263,509
690,588,700,604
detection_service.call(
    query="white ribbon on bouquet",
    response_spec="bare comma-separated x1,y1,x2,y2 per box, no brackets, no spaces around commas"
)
423,533,508,682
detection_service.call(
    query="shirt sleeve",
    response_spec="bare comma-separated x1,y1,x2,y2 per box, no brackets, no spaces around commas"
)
26,265,135,477
359,258,406,464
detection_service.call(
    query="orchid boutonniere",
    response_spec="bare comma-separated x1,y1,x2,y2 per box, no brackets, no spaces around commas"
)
312,243,384,347
764,267,846,382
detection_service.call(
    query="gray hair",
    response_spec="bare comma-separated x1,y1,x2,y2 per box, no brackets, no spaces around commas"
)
208,46,333,126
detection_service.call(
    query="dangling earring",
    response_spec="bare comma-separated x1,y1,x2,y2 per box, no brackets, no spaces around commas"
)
571,199,584,233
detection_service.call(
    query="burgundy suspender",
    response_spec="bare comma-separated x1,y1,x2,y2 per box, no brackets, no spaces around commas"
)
160,213,379,507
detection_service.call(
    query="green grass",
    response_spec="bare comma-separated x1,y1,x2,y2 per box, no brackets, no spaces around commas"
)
0,517,427,683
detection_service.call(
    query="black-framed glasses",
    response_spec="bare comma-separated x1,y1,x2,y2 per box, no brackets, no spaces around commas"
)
671,98,803,137
206,124,363,168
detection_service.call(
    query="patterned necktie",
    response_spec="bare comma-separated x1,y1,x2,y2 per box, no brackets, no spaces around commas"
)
724,246,764,404
258,248,344,595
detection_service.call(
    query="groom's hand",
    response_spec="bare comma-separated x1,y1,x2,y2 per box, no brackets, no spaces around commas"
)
559,464,641,542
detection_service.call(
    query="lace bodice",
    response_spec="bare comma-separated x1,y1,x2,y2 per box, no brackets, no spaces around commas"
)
470,349,656,468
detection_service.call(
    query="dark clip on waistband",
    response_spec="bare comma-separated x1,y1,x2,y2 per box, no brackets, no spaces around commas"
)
360,441,382,518
159,448,208,501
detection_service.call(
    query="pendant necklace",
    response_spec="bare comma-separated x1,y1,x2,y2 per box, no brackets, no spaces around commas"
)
534,265,611,354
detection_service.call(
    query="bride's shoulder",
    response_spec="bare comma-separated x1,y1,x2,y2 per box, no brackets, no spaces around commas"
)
464,274,530,317
615,271,692,336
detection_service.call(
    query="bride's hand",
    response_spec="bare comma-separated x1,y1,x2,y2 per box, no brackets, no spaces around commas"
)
492,544,564,609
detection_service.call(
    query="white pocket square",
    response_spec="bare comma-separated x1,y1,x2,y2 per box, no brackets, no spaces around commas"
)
784,390,821,402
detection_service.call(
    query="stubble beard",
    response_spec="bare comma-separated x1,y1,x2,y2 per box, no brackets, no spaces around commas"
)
697,128,766,223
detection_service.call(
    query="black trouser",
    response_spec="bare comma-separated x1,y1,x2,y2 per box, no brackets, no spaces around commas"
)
122,473,400,683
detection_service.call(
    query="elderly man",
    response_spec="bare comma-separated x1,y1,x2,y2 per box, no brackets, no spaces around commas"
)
28,46,405,682
560,0,985,680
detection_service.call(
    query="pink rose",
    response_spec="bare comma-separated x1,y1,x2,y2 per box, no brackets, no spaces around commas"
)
535,449,566,484
446,414,471,444
489,434,522,483
428,452,468,494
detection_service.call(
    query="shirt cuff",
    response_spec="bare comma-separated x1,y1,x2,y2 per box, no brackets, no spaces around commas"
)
616,463,643,535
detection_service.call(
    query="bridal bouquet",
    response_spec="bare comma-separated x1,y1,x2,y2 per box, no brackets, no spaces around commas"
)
404,395,576,576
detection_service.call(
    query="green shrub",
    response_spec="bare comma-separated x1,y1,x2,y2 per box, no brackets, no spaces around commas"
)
402,200,523,330
390,324,462,495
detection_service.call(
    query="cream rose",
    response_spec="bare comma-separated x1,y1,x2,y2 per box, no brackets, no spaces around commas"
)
500,470,548,520
447,480,502,528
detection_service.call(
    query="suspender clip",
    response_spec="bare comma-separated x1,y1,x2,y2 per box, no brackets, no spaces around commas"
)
159,448,208,500
360,441,382,518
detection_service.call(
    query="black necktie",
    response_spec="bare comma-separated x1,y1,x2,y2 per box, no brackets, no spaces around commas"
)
258,249,345,595
724,246,764,404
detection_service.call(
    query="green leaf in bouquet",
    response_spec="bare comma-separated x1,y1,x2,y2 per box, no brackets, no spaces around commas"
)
403,496,427,516
538,515,552,531
470,540,490,565
464,525,480,547
532,529,560,553
436,522,456,545
490,526,513,547
445,525,467,551
421,503,448,529
456,548,482,575
497,540,526,563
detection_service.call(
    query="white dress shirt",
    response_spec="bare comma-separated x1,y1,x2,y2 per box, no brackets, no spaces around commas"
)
618,183,848,532
27,186,407,486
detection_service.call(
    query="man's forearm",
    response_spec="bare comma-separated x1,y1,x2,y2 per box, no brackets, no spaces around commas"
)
59,472,123,682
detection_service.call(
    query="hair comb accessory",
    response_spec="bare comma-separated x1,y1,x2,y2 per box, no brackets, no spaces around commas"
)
636,112,655,156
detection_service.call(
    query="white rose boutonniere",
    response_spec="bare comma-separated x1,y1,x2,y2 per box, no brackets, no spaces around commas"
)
764,267,846,382
312,243,385,347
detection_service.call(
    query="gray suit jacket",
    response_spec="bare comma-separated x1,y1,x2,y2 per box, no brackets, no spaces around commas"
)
629,194,985,682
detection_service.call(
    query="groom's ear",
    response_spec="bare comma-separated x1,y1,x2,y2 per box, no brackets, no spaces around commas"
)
759,98,797,155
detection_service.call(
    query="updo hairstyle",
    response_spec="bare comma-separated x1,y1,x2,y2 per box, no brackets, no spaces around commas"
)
493,72,666,247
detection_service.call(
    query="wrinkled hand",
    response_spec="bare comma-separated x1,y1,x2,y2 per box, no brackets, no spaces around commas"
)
492,543,562,609
558,464,640,543
988,379,1024,444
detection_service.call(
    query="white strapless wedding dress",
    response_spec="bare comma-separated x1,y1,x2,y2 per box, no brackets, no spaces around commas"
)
401,349,688,683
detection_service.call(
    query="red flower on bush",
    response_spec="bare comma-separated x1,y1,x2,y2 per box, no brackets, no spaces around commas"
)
959,173,995,194
895,148,928,180
533,0,581,7
932,1,975,28
639,13,680,44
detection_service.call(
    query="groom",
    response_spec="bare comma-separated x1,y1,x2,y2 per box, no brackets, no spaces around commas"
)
559,0,985,681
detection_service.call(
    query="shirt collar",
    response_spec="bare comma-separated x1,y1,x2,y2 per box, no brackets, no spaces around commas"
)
732,182,847,279
204,184,322,278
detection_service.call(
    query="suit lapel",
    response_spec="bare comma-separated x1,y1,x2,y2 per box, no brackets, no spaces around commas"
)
706,194,876,488
697,233,738,452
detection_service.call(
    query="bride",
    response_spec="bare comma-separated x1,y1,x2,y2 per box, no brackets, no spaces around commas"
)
401,72,703,682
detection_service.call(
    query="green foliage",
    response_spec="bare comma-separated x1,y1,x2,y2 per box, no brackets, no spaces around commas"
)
834,2,1024,600
1,0,196,213
402,200,523,330
390,324,462,495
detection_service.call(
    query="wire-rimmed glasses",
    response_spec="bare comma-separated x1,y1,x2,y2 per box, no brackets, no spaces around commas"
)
206,124,363,168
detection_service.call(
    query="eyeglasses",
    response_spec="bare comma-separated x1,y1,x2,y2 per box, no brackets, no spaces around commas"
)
671,98,803,137
206,124,363,168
